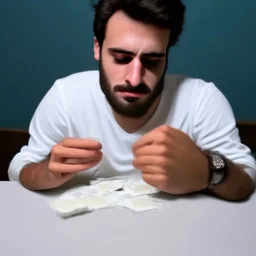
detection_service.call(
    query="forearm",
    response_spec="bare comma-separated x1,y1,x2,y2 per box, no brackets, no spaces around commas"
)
208,161,255,201
19,160,49,191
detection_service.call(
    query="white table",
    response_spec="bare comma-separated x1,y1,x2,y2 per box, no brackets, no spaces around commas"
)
1,181,256,256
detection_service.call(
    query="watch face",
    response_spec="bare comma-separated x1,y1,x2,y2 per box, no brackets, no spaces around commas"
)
209,152,227,186
212,154,225,169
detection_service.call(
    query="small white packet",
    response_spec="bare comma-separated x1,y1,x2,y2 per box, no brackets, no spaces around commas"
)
50,198,91,218
50,195,112,218
90,176,130,185
105,190,134,204
90,179,127,195
59,185,97,200
116,195,159,212
123,179,159,197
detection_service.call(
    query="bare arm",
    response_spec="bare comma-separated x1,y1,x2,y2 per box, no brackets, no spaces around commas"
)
132,125,255,202
19,138,103,191
19,160,74,191
208,161,255,201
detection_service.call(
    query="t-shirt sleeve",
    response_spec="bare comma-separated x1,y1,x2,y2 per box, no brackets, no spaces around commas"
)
8,80,68,181
193,82,256,184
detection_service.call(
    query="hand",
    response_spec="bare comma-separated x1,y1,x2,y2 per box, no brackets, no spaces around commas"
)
49,137,103,174
20,138,103,190
132,125,209,195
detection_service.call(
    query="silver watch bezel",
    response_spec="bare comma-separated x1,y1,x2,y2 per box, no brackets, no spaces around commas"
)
208,151,228,187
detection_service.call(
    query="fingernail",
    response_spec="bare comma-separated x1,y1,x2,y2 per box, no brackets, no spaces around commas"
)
94,152,102,157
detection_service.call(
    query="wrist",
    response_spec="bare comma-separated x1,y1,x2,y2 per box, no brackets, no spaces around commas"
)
19,163,38,190
203,150,229,190
20,160,49,191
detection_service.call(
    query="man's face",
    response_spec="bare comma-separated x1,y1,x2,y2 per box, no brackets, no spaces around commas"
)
94,11,170,118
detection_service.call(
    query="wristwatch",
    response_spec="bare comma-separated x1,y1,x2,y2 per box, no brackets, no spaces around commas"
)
205,151,228,188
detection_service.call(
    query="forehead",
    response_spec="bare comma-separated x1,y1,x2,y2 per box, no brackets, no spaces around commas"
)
103,11,170,54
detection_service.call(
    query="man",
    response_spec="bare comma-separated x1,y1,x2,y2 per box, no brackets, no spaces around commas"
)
8,0,256,201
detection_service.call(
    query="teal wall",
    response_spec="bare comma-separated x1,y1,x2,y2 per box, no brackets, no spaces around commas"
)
1,0,256,129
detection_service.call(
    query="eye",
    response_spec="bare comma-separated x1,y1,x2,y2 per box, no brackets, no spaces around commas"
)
113,54,132,64
141,58,160,69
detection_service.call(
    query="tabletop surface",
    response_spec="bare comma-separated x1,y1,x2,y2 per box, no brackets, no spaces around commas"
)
1,181,256,256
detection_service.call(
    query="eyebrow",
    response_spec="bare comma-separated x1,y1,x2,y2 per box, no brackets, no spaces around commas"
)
108,48,166,58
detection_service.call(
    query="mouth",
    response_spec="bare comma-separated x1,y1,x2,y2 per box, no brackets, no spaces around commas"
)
118,91,147,98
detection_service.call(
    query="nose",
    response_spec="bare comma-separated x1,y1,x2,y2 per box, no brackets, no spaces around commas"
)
125,58,144,87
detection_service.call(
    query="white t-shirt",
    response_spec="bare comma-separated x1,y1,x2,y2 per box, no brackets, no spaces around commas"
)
8,71,256,183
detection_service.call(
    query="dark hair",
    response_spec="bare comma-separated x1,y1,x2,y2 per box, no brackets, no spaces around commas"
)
93,0,186,48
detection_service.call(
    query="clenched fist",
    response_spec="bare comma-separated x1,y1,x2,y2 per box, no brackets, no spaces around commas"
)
132,125,209,195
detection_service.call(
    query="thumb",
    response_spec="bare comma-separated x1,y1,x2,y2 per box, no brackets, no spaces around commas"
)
60,173,74,183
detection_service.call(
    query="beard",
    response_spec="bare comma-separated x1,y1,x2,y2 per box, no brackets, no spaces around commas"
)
99,60,166,118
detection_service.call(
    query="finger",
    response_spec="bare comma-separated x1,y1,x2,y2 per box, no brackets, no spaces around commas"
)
61,173,74,178
133,125,172,150
63,157,102,165
61,138,102,150
44,172,74,190
49,158,101,173
133,156,170,170
141,173,167,189
51,146,102,160
49,170,74,179
133,144,170,157
56,173,74,187
134,164,165,175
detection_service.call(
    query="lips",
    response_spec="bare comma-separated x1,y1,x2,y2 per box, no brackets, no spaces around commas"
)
119,92,146,98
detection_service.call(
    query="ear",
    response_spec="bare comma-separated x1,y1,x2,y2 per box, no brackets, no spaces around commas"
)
94,37,100,61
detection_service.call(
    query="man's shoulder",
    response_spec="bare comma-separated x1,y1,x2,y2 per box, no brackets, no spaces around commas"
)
49,70,100,103
165,74,216,88
56,70,99,86
165,74,219,96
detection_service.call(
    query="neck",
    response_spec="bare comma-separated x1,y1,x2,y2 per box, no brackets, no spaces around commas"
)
112,96,161,134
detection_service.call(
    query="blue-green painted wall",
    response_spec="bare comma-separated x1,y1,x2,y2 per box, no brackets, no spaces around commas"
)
1,0,255,129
